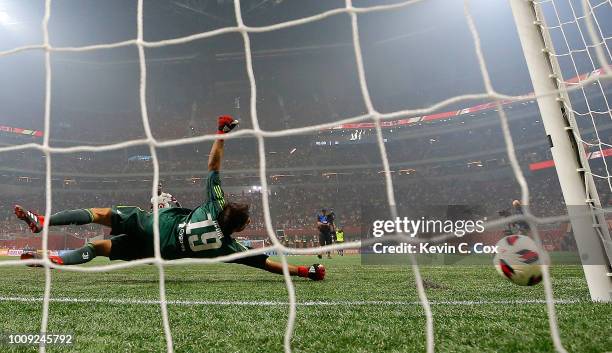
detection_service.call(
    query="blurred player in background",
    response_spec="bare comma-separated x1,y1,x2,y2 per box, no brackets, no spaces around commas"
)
151,183,181,209
317,208,332,259
511,199,530,234
335,227,344,256
327,208,336,233
14,116,325,281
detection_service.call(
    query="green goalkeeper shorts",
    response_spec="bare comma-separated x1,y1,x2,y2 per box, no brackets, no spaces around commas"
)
109,206,150,236
109,206,154,260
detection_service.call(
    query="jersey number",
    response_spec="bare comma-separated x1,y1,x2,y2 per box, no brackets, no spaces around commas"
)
185,216,222,252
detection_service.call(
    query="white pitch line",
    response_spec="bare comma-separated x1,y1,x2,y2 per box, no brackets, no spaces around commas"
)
0,296,584,307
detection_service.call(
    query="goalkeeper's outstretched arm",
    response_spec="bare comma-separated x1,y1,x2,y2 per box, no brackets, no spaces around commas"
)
208,139,224,172
229,255,326,281
209,115,239,171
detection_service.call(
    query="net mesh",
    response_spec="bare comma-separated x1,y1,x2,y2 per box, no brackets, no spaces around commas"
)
0,1,610,353
535,0,612,201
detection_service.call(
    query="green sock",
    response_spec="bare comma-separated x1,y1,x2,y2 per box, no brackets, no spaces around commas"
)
49,209,94,226
60,243,96,265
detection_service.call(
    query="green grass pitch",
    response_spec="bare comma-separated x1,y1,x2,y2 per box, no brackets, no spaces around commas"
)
0,255,610,352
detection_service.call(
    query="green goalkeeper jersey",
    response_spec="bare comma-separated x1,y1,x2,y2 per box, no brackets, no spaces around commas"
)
160,171,248,259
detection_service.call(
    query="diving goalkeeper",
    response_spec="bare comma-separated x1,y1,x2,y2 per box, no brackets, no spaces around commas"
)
14,115,325,281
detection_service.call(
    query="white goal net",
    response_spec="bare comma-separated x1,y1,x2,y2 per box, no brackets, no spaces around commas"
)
0,1,610,353
536,0,612,207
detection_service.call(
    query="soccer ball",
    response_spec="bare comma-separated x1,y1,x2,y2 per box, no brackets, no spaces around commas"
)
493,235,543,286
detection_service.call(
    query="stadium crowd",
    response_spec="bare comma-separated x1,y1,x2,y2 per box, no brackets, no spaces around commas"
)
1,76,610,251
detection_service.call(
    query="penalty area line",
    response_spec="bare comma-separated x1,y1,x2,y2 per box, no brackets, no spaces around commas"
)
0,296,584,306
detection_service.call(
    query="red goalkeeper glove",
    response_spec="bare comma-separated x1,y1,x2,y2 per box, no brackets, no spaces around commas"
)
298,264,325,281
217,115,239,134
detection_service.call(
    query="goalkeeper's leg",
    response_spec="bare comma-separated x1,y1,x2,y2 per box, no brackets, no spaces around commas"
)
20,240,111,266
16,205,115,265
15,205,114,233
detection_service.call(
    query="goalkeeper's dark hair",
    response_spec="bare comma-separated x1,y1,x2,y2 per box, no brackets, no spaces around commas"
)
218,202,250,235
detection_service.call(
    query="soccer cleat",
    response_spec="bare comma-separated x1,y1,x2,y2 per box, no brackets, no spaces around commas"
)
14,205,45,233
20,251,63,267
217,115,239,134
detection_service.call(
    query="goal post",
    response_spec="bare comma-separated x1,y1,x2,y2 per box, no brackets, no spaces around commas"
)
509,0,612,302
